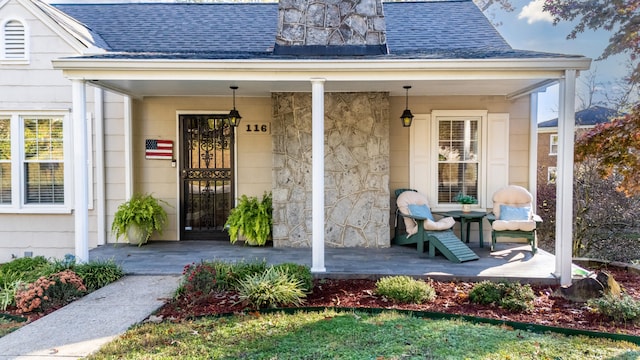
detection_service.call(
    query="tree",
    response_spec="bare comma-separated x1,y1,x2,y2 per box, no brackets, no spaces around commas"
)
575,103,640,197
540,0,640,196
544,0,640,84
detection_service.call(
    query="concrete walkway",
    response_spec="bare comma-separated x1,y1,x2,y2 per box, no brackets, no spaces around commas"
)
0,275,180,359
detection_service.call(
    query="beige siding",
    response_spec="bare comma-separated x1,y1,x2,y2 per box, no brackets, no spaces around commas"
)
126,96,273,241
389,95,533,196
0,2,110,261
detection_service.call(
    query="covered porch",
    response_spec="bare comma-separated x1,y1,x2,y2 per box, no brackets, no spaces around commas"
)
88,240,565,285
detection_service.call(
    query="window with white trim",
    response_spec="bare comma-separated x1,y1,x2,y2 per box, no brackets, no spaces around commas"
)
436,115,480,204
547,167,557,184
0,112,71,212
1,19,28,62
549,134,558,155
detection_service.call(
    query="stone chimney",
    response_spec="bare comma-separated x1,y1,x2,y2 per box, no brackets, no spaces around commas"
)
274,0,388,56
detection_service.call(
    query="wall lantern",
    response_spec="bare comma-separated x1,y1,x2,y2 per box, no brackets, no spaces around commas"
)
228,85,242,127
400,85,414,127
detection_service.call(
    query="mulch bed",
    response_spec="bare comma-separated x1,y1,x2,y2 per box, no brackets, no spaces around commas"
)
155,266,640,337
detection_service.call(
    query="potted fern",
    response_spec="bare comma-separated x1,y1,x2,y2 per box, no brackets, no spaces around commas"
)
225,192,272,246
111,193,169,246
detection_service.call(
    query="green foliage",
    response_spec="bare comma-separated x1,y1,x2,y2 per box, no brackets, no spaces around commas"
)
225,192,272,246
453,193,477,204
111,193,169,245
236,267,306,309
272,263,313,293
73,260,124,292
15,270,87,313
0,256,51,286
176,259,268,298
469,281,535,312
375,276,436,304
588,293,640,323
0,280,24,311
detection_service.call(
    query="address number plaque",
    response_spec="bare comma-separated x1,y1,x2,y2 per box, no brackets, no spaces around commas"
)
243,122,270,134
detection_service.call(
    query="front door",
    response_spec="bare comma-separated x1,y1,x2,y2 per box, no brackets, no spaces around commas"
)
180,114,234,240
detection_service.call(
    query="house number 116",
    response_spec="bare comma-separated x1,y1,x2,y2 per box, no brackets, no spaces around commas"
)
245,123,270,134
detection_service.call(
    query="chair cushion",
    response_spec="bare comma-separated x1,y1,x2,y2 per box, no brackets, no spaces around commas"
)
408,204,434,221
492,219,536,232
499,205,530,221
424,217,455,231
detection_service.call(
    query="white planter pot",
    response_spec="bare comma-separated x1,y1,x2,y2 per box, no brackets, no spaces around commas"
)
461,204,471,213
126,224,149,246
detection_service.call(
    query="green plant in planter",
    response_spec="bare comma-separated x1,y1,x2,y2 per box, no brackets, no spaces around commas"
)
225,192,272,246
111,193,169,246
453,193,477,204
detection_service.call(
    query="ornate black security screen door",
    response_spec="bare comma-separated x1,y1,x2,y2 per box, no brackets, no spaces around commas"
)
180,114,234,240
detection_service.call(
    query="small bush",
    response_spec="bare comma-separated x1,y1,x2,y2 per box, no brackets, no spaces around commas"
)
588,293,640,323
177,262,218,299
212,259,268,291
236,267,306,309
15,270,86,313
469,281,535,312
74,260,124,292
375,276,436,304
0,256,51,286
272,263,313,293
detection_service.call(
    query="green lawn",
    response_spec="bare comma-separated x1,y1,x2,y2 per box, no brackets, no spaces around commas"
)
88,309,640,360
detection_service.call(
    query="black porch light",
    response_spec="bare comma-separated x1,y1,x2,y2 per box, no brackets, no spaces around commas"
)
400,85,414,127
228,85,242,127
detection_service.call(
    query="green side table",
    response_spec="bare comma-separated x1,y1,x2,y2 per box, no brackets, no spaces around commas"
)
434,210,487,248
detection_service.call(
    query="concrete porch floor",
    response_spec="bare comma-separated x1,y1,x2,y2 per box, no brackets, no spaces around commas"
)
89,240,563,285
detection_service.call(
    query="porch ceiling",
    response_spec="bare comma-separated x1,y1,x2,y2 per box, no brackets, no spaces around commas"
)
86,78,552,98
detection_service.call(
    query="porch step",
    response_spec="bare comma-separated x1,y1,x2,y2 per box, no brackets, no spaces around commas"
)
427,230,479,263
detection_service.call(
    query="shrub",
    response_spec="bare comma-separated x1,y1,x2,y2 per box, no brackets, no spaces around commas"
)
15,270,87,313
375,276,436,304
74,260,124,292
0,256,51,286
177,262,218,299
469,281,535,312
272,263,313,293
213,259,268,291
236,267,306,309
588,293,640,323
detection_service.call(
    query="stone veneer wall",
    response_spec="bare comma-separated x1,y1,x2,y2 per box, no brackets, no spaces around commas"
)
275,0,386,46
272,92,390,248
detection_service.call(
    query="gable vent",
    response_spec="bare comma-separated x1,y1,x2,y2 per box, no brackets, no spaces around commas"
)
3,20,26,59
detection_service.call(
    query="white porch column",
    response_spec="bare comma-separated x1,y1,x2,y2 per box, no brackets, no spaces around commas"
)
94,88,106,246
311,78,326,273
123,96,133,199
529,93,539,207
555,70,577,285
72,80,89,262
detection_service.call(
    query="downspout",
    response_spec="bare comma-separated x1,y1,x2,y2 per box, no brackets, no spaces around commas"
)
555,70,576,285
311,78,326,273
72,80,89,262
94,87,106,246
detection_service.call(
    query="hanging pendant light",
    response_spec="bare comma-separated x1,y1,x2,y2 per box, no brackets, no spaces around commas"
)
400,85,414,127
228,85,242,127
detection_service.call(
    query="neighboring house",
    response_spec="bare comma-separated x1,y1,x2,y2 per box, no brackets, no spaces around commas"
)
0,0,590,284
537,106,622,185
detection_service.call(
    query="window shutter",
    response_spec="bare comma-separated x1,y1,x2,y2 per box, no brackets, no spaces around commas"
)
3,20,26,59
486,113,509,208
410,114,431,194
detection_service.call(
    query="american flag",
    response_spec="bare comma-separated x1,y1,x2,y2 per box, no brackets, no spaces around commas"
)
145,139,173,160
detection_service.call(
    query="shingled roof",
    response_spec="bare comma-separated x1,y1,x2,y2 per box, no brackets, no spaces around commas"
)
51,0,583,60
538,106,624,128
